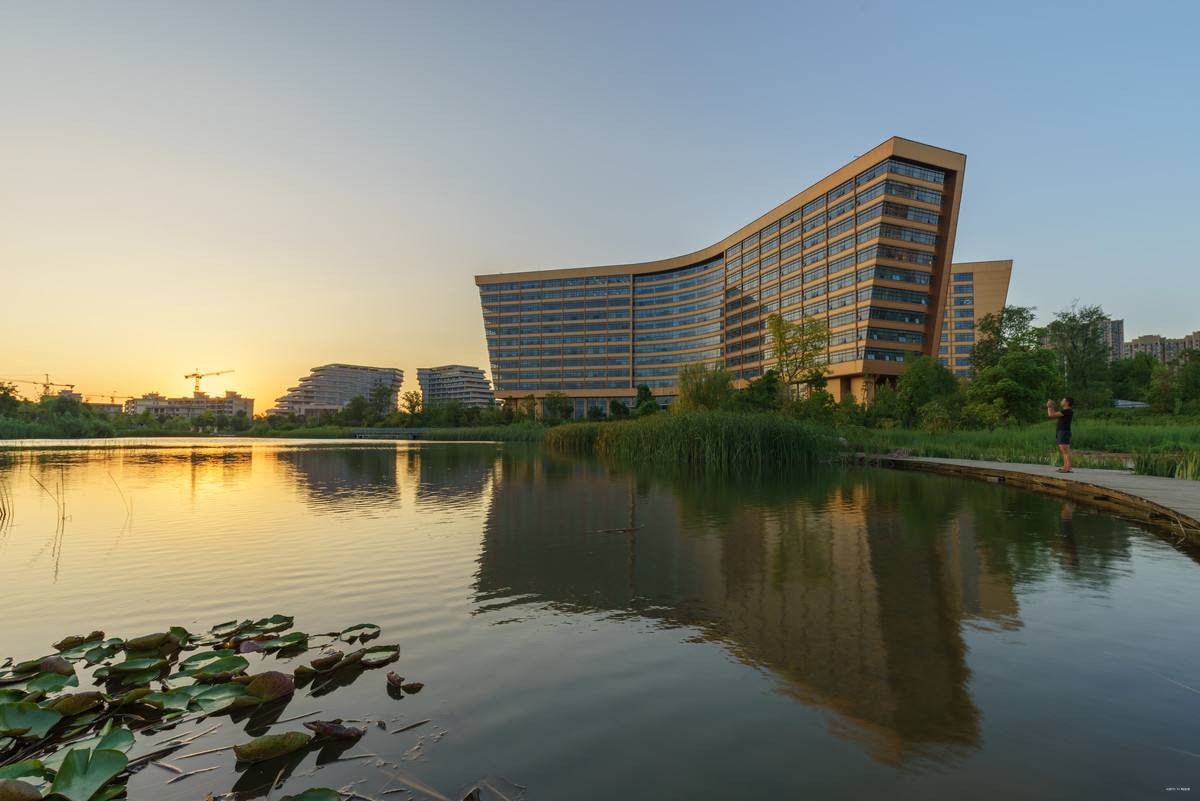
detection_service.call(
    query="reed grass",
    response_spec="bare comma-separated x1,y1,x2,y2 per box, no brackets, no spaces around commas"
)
421,422,546,442
544,412,834,474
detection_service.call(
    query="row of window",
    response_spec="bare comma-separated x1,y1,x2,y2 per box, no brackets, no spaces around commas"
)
481,275,630,292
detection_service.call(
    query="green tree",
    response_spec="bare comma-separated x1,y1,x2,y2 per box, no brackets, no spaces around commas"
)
971,305,1041,372
543,392,574,422
633,384,659,417
608,399,630,419
1110,353,1157,402
673,364,733,412
339,395,372,426
967,348,1063,423
0,382,19,417
733,369,784,413
1146,363,1179,413
1044,303,1111,407
518,394,537,421
586,405,606,420
1178,351,1200,411
767,313,829,398
400,391,423,421
895,355,960,427
370,384,396,417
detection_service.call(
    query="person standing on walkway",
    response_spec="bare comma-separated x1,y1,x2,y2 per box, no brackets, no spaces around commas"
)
1047,396,1074,473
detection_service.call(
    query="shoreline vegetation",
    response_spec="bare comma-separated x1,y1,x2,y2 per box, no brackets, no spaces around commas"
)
4,305,1199,478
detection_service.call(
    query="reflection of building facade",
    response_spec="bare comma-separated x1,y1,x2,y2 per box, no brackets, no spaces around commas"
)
125,391,254,419
937,260,1012,377
476,459,1028,765
270,364,404,417
477,138,967,411
416,365,494,408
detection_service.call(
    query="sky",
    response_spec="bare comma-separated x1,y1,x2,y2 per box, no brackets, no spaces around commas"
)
3,0,1198,408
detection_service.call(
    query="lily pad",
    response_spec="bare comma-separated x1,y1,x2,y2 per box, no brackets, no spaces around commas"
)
47,748,127,801
82,640,123,666
309,651,343,671
256,632,308,653
0,702,62,738
38,656,73,676
339,624,380,644
0,779,42,801
280,790,340,801
181,655,249,682
42,723,134,771
106,658,167,676
190,682,249,713
53,632,105,652
302,719,364,740
360,645,399,668
122,632,173,652
251,615,294,634
0,761,44,781
244,671,294,702
232,731,312,764
26,672,78,694
48,692,103,717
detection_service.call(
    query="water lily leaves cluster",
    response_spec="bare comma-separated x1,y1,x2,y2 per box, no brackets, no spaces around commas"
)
0,615,420,801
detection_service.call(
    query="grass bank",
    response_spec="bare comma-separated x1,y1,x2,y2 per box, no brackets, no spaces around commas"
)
544,412,833,474
844,420,1200,479
421,422,545,442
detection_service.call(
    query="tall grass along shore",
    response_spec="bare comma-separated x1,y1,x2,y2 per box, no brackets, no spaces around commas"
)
544,412,834,474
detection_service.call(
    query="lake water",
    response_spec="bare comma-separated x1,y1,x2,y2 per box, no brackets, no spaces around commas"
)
1,439,1198,800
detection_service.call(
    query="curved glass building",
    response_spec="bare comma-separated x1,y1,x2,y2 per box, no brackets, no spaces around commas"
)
476,137,966,416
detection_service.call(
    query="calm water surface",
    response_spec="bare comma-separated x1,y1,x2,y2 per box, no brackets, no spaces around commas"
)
1,439,1198,800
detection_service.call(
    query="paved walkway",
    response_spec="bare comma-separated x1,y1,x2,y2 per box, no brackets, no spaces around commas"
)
878,456,1200,541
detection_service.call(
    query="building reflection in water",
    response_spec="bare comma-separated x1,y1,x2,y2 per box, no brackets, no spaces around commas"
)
273,446,402,512
474,453,1130,767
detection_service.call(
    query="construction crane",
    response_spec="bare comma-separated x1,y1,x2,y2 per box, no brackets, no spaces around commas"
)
1,374,76,398
184,368,233,394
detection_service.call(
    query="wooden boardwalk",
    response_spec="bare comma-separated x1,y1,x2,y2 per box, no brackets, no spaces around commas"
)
875,456,1200,542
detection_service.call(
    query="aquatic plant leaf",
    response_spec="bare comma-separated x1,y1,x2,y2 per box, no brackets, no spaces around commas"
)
255,632,308,653
401,682,424,694
121,633,172,652
11,657,49,676
308,651,343,671
0,690,26,704
329,649,365,672
279,790,340,801
168,626,191,646
302,719,365,740
386,672,404,690
47,748,127,801
48,692,103,717
232,731,312,764
82,641,123,666
457,776,529,801
0,703,62,738
0,779,42,801
38,656,73,677
42,724,135,771
190,682,248,713
251,615,294,634
0,761,43,781
190,656,250,682
339,624,380,644
360,645,399,668
26,673,78,694
107,658,166,675
244,671,294,702
142,688,197,712
112,688,152,707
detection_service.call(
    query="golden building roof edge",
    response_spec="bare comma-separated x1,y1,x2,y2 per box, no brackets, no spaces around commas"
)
475,136,967,286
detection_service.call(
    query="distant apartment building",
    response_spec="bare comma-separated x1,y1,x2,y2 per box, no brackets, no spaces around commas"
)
1101,318,1125,363
417,365,495,408
936,260,1012,377
477,137,968,412
85,401,125,416
1123,331,1200,364
270,364,404,417
125,391,254,419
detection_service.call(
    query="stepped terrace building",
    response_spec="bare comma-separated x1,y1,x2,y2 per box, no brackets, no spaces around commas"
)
476,137,966,415
417,365,495,408
270,364,403,417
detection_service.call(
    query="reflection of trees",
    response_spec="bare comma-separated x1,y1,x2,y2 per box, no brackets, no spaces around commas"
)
406,445,498,509
274,447,399,510
475,457,1071,766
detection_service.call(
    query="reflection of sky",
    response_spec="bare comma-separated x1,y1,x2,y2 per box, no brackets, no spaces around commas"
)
1,444,1198,799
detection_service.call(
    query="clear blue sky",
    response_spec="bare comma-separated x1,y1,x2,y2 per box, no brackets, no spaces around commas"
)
2,0,1197,402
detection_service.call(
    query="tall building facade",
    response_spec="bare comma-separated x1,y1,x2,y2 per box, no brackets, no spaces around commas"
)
417,365,495,408
937,260,1013,377
476,138,966,413
1101,318,1125,363
1123,332,1200,364
270,364,403,417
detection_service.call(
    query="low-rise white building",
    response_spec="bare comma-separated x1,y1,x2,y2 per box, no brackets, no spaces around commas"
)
270,364,404,417
125,391,254,419
417,365,494,408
